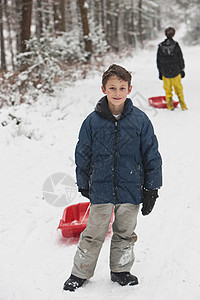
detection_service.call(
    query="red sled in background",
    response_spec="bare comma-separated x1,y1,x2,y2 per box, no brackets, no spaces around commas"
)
148,96,179,109
58,202,114,238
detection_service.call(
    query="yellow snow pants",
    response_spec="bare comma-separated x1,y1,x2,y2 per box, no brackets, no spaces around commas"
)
163,74,187,110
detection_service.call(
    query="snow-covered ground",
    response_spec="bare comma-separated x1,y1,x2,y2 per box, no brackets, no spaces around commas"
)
1,31,200,300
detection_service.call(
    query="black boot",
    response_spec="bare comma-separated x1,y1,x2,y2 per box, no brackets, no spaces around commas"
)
111,271,138,286
63,274,87,292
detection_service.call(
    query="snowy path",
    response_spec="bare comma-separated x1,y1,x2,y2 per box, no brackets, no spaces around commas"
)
0,39,200,300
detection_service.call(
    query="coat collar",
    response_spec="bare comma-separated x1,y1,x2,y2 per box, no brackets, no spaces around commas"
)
95,96,133,121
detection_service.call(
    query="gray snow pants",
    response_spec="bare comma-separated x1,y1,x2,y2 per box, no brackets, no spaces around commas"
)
71,203,139,279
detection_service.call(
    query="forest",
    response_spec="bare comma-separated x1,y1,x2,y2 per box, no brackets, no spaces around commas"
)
0,0,199,107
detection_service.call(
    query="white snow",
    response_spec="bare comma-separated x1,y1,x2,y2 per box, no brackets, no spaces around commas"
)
1,31,200,300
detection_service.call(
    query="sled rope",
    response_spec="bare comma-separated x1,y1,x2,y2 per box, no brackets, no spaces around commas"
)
80,203,91,224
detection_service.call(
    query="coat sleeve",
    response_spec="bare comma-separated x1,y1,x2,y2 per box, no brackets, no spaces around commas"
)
140,116,162,190
156,45,162,73
176,43,185,71
75,117,92,190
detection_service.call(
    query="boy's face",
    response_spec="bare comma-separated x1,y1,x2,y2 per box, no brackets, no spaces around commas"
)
101,76,132,109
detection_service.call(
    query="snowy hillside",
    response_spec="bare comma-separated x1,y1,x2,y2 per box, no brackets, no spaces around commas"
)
0,32,200,300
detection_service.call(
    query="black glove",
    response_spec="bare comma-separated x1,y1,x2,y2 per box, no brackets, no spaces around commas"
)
78,188,89,199
180,70,185,78
159,72,162,80
141,189,158,216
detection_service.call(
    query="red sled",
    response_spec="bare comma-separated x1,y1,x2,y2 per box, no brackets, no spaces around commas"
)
148,96,179,109
58,202,114,238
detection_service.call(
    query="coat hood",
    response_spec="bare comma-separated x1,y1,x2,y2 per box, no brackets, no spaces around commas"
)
159,38,177,56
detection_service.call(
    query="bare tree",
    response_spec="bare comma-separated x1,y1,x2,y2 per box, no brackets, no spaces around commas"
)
0,0,6,70
43,0,54,33
129,0,136,47
78,0,92,57
60,0,66,32
113,0,119,51
4,0,15,70
53,0,61,33
101,0,106,31
36,0,43,37
66,0,73,31
14,0,22,58
53,0,66,34
106,0,111,47
21,0,33,52
138,0,144,48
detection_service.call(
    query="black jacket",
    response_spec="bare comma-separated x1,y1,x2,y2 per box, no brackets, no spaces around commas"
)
157,38,185,78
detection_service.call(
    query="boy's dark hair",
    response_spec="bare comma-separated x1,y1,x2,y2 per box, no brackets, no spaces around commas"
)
165,27,175,39
102,64,132,89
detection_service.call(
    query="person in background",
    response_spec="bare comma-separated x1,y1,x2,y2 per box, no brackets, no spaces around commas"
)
157,27,188,111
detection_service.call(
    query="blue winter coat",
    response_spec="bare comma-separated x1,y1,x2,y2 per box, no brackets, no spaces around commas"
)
75,96,162,205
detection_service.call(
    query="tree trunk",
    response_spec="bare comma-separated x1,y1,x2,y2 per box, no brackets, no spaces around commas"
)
43,0,52,32
66,0,72,31
123,6,128,44
36,0,43,37
101,0,105,31
138,0,143,48
4,0,15,70
14,0,22,58
21,0,32,52
114,0,119,51
60,0,66,32
0,0,6,71
106,0,111,47
53,0,66,34
53,0,61,33
93,0,100,25
157,5,161,31
130,0,136,47
78,0,92,57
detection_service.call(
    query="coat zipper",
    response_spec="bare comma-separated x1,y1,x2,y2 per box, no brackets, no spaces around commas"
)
114,121,118,203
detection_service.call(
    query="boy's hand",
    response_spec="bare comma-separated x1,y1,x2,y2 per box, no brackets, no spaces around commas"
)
78,188,89,199
141,189,158,216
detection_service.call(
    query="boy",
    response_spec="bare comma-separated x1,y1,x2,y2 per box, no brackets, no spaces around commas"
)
63,64,162,291
157,27,187,110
